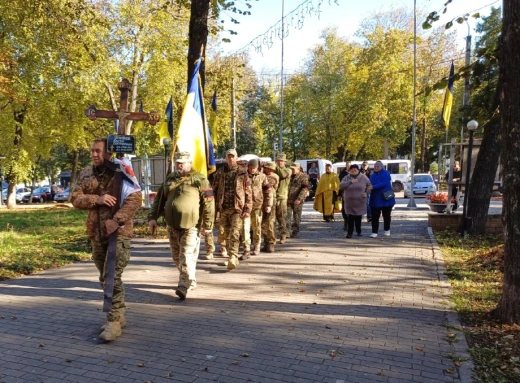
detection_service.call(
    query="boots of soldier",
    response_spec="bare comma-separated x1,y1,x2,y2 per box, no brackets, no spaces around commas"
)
100,314,126,332
220,246,228,257
252,245,261,255
227,256,239,270
280,235,287,244
175,286,187,300
267,244,275,253
99,321,121,342
290,231,298,238
202,252,213,260
239,249,251,260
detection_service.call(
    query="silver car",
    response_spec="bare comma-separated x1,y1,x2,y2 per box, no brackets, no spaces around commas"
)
54,188,70,202
404,174,437,198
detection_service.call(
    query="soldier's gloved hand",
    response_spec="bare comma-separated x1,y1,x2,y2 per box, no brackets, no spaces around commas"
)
105,219,119,235
97,194,117,207
264,206,271,213
294,200,301,206
149,220,158,235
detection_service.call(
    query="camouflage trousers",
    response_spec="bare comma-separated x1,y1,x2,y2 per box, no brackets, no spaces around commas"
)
241,214,251,250
166,226,200,289
91,237,131,322
287,202,303,234
219,209,242,263
250,209,263,248
204,231,215,254
275,198,288,237
261,203,277,246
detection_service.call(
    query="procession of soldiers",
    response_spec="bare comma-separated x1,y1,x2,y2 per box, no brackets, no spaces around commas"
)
72,138,393,342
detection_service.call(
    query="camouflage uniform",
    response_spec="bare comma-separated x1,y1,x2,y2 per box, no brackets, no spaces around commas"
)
246,169,273,253
213,163,252,269
287,166,310,236
71,164,142,323
261,163,279,249
148,166,215,292
275,155,292,241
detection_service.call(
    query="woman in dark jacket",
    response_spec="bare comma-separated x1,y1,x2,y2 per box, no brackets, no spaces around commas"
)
369,161,395,238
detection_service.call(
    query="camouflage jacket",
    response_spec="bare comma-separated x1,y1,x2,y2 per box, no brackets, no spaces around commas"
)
212,164,252,214
275,165,292,200
148,170,215,230
248,172,273,211
288,172,310,203
266,172,279,198
71,165,142,241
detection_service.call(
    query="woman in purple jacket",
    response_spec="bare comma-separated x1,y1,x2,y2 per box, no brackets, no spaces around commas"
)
369,161,395,238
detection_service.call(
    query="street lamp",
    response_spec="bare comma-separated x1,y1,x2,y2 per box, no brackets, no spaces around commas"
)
162,137,170,179
462,119,478,236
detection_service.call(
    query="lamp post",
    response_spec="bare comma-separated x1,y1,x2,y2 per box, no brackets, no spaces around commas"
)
407,0,417,209
462,119,478,236
162,137,170,179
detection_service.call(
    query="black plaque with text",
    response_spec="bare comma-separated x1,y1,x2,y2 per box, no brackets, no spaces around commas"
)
107,134,135,154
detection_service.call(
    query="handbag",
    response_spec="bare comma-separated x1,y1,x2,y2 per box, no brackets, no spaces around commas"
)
334,199,342,213
383,189,395,200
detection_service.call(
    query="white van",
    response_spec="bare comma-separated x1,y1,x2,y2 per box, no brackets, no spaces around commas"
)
332,159,411,192
294,159,332,180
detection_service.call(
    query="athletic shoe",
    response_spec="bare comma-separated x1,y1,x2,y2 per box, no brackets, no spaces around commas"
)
384,230,390,236
370,233,378,238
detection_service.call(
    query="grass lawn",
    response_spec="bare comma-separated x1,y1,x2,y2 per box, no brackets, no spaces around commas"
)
0,207,91,280
436,232,520,383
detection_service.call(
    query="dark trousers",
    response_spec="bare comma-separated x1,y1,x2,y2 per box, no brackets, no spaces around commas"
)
341,209,348,229
347,215,362,236
371,206,393,233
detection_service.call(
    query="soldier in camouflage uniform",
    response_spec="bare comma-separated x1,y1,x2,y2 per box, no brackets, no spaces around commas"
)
287,163,309,238
71,138,142,342
274,153,292,244
212,149,252,270
244,158,273,257
148,152,215,300
261,162,279,252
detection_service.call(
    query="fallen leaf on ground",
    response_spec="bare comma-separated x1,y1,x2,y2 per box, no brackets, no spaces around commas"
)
137,363,144,367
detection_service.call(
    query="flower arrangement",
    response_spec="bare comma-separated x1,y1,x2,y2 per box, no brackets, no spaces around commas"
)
426,192,449,204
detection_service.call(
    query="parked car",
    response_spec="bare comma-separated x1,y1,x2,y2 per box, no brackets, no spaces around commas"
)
404,174,437,198
54,188,70,202
22,187,52,203
2,187,32,203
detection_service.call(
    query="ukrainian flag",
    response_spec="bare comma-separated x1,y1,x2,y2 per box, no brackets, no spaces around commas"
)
157,97,173,144
175,57,216,177
441,62,455,130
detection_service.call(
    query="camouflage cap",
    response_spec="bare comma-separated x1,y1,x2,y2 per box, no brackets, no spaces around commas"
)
290,162,300,169
174,151,191,163
264,161,276,171
276,153,287,161
248,158,259,167
225,148,238,157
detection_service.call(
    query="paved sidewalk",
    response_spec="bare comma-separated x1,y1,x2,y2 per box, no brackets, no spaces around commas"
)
0,205,472,383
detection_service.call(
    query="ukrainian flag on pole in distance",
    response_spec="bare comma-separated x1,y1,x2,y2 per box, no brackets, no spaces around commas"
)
441,62,455,130
175,56,216,177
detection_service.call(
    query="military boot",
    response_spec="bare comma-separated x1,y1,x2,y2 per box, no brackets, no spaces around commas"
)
202,252,213,260
220,246,228,257
267,244,275,253
99,321,121,342
252,245,261,255
100,314,126,332
239,249,251,260
280,235,287,244
290,231,298,238
175,286,187,300
227,257,239,270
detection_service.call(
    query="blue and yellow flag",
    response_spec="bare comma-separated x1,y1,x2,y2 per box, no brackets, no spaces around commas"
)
133,103,144,135
175,57,216,177
158,96,173,144
441,62,455,129
209,90,218,147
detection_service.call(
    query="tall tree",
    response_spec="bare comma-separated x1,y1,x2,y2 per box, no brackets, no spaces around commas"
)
495,0,520,324
466,7,502,235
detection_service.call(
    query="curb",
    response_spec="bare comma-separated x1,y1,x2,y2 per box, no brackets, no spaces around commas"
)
427,226,476,383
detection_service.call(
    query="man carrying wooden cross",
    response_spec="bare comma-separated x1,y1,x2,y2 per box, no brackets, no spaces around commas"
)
71,138,142,342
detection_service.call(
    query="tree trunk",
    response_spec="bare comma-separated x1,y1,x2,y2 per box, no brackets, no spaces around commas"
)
467,112,501,235
6,107,25,209
70,150,80,189
495,0,520,324
187,0,209,91
420,118,426,172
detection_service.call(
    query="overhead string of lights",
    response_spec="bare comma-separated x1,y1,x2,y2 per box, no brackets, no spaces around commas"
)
234,0,339,56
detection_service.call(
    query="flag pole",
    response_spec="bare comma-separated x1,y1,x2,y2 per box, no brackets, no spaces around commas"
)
407,0,418,209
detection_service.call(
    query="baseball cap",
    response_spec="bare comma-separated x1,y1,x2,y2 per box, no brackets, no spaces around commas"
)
174,151,191,163
225,148,238,157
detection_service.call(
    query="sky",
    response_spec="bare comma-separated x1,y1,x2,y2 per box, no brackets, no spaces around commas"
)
217,0,502,73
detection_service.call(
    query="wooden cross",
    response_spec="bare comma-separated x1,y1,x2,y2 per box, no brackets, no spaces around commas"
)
84,78,161,135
